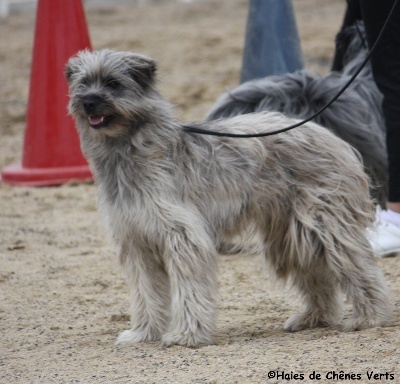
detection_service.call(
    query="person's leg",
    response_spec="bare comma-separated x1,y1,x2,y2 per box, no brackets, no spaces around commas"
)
361,0,400,209
361,0,400,256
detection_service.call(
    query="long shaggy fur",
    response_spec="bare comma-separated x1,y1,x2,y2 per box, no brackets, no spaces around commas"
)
205,22,388,207
66,49,391,348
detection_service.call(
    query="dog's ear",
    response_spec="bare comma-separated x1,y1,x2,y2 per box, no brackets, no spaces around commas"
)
125,54,157,90
65,63,73,83
65,50,88,84
65,58,78,84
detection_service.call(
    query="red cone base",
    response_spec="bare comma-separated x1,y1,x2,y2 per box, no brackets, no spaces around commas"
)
2,165,92,187
1,0,93,187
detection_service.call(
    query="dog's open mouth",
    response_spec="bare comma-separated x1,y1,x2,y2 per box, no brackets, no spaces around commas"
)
88,115,114,129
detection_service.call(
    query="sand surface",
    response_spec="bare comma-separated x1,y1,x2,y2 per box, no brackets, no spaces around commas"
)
1,1,399,383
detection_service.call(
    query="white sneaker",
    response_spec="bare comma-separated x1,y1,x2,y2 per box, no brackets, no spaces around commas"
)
369,220,400,258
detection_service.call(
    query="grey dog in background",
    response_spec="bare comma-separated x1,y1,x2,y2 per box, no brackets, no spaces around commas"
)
66,49,391,348
206,22,388,207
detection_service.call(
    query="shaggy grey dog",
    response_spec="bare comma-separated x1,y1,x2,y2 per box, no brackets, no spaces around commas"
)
206,23,387,207
66,49,391,348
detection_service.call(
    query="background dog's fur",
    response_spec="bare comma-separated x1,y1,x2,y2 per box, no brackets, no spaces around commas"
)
205,22,388,207
66,49,391,348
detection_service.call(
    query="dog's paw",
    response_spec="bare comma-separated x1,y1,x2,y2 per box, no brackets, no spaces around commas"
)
284,313,309,332
341,316,388,332
283,312,333,332
115,329,160,346
161,331,213,348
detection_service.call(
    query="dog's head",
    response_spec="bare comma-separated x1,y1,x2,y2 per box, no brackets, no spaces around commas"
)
65,49,157,136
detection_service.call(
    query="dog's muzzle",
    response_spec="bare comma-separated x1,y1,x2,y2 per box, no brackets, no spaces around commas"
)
81,94,114,129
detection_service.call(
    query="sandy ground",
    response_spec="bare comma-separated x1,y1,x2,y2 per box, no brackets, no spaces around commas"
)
1,1,399,383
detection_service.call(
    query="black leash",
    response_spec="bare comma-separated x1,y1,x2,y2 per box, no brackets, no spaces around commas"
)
183,0,399,138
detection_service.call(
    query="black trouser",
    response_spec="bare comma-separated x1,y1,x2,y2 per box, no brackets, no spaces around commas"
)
333,0,400,202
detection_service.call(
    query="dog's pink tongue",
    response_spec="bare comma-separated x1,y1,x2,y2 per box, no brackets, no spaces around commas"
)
89,116,104,126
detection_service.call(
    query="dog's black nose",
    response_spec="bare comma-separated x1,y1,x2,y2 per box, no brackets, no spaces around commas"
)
82,94,102,113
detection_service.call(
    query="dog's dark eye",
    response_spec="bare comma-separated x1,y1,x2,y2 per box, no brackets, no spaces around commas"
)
81,77,91,87
105,78,120,90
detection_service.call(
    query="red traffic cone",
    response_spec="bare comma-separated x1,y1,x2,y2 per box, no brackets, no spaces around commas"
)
1,0,93,186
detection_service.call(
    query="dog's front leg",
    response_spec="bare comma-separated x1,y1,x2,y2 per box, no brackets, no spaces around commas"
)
116,242,170,346
161,224,218,348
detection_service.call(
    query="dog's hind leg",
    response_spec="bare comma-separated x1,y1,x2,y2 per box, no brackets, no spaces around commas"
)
116,242,170,345
283,260,344,332
265,216,344,332
311,216,392,330
284,218,391,332
282,231,391,332
330,245,392,331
